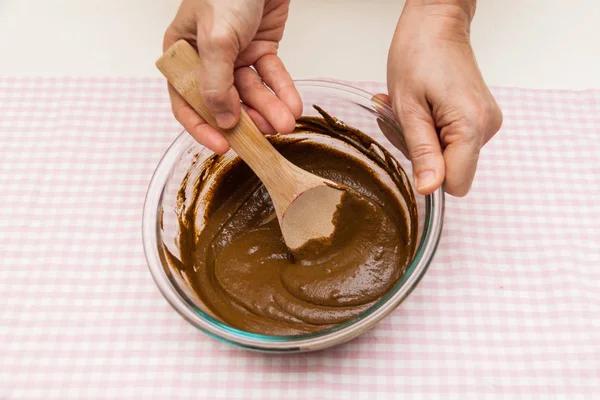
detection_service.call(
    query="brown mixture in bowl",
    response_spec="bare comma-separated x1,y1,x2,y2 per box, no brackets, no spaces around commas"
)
166,107,417,335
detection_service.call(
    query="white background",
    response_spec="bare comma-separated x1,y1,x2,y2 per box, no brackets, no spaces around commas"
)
0,0,598,89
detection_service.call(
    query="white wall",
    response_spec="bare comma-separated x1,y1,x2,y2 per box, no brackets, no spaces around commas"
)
0,0,598,89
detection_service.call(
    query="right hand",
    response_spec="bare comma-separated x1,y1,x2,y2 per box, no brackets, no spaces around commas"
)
164,0,302,154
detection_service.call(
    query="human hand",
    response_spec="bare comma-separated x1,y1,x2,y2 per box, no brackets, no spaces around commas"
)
385,0,502,196
163,0,302,154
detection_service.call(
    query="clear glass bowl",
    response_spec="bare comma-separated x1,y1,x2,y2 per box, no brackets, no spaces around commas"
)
142,80,444,352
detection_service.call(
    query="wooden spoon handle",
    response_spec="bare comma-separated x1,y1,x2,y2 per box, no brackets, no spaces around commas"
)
156,40,292,199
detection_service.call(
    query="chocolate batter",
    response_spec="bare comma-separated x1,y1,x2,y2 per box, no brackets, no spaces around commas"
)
168,107,417,335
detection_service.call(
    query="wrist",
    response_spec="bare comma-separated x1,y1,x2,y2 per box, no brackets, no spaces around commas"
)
405,0,476,21
403,0,475,40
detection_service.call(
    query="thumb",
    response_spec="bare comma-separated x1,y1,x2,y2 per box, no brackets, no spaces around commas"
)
396,98,445,195
196,30,241,130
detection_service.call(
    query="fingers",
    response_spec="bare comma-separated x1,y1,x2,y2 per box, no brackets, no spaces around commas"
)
441,136,480,197
439,95,503,197
255,55,303,119
163,21,236,151
482,95,503,146
372,93,410,160
196,27,241,130
235,66,297,134
242,104,277,135
395,96,446,195
169,84,230,155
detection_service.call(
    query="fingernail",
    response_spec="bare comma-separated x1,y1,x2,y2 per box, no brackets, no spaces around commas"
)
416,170,436,191
215,112,236,129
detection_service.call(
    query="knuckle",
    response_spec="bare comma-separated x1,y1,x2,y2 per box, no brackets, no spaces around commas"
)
202,89,229,110
397,96,423,118
446,183,470,198
198,28,237,53
235,72,262,93
257,56,282,76
453,126,482,150
409,142,438,162
172,104,182,120
210,33,234,49
454,101,491,146
469,98,501,129
468,98,503,141
488,101,503,132
463,101,485,127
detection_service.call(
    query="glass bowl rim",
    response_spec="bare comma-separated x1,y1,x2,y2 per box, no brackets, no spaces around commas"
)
142,79,445,352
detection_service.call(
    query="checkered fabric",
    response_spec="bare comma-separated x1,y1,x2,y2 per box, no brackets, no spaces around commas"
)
1,78,599,399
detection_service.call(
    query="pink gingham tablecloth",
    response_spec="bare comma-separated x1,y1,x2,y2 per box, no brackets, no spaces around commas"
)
1,78,599,399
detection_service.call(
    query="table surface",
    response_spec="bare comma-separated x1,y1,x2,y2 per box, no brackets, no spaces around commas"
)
1,0,599,89
1,77,599,399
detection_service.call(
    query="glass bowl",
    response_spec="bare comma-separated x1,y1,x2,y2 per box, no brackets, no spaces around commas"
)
142,80,444,352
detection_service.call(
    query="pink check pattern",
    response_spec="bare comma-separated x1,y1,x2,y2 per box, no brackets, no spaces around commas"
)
1,78,599,399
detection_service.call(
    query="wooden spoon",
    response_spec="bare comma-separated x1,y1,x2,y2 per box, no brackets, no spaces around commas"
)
157,40,344,251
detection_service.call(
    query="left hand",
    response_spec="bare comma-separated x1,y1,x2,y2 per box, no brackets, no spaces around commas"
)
385,1,503,197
